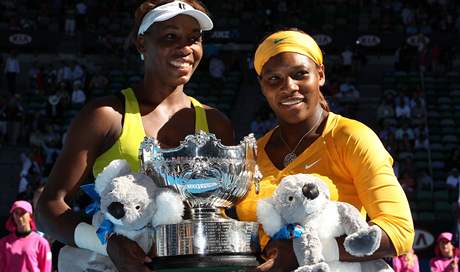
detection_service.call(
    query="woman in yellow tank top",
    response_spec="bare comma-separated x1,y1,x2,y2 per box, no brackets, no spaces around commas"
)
236,29,414,271
37,1,234,271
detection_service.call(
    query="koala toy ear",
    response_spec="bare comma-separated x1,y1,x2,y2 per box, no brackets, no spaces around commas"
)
152,190,184,227
256,198,284,237
95,159,132,194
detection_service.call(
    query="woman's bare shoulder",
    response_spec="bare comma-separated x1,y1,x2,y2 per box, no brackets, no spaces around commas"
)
201,104,234,145
66,95,124,139
77,95,122,122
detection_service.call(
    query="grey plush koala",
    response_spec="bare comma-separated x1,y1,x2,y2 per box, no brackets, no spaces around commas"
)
257,173,393,272
93,159,185,253
86,159,184,272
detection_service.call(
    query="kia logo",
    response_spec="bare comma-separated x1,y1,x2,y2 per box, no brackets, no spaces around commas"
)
406,34,430,47
9,33,32,45
356,35,381,47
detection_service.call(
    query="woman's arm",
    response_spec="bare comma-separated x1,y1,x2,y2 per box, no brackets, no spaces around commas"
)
36,99,118,245
336,225,396,261
206,107,235,145
341,120,414,258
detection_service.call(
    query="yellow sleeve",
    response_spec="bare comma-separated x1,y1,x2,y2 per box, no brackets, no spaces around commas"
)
235,175,279,250
338,120,414,255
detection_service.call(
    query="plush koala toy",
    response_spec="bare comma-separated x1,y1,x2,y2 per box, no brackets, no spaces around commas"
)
256,173,393,272
90,159,184,251
80,159,184,271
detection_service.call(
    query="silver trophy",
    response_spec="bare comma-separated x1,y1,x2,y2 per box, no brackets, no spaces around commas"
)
139,131,261,270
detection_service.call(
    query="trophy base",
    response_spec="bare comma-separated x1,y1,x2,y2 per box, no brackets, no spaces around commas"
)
154,218,259,256
147,254,259,271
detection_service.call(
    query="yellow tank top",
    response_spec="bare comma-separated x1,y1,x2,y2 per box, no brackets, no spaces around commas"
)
92,88,209,177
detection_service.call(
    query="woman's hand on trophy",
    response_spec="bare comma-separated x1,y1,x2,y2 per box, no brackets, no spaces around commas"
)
107,234,152,272
256,239,299,272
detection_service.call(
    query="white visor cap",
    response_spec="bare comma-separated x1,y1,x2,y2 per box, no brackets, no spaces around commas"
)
138,1,213,36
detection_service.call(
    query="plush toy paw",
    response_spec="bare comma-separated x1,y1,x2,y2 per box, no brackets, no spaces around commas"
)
343,225,381,257
295,262,330,272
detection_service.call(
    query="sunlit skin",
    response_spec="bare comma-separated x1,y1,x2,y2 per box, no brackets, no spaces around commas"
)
12,208,32,233
259,52,325,126
258,52,328,169
137,14,203,91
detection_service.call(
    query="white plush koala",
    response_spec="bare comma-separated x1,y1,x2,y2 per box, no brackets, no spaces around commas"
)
72,159,184,272
256,173,393,272
92,159,184,253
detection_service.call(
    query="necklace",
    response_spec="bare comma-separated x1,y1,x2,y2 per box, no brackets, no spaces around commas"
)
279,110,323,167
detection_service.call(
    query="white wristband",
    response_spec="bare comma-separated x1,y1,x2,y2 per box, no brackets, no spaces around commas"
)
74,222,108,256
322,238,340,262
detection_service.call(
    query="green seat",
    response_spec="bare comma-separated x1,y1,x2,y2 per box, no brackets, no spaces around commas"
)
432,161,445,170
429,134,441,142
433,190,450,201
450,190,459,203
440,111,453,118
416,201,433,211
415,161,428,170
430,143,444,152
442,135,458,143
437,97,451,105
441,127,457,134
414,151,428,161
431,152,445,161
417,212,435,221
435,212,452,221
434,201,452,212
417,190,433,201
440,118,455,127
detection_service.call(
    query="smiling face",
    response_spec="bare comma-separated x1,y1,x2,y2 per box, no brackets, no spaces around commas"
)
138,14,203,87
259,52,325,125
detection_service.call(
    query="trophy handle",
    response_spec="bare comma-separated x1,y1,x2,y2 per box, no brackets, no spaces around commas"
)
254,165,262,195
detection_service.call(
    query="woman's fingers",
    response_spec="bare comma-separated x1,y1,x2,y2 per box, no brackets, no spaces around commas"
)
107,234,151,272
256,257,275,271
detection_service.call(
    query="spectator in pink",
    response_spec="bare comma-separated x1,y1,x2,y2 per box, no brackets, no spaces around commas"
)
430,232,459,272
392,248,420,272
0,200,52,271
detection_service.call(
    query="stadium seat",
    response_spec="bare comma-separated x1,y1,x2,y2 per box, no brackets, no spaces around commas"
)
417,212,435,222
433,190,450,201
414,161,428,171
434,202,452,216
442,135,458,143
416,190,433,201
416,201,433,212
431,161,445,170
414,150,428,161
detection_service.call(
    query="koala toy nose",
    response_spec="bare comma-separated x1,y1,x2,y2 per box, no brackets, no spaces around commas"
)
302,183,319,200
108,202,125,219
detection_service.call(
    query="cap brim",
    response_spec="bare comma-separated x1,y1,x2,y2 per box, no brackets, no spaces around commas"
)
10,206,30,214
10,201,33,214
155,9,213,31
